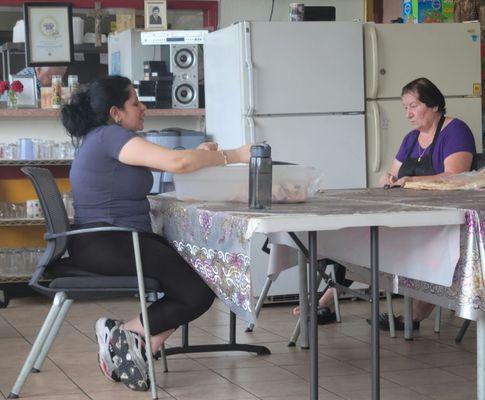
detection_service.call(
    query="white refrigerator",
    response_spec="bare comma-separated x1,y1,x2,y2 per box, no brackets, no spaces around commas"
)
365,22,482,187
204,21,483,298
204,21,367,190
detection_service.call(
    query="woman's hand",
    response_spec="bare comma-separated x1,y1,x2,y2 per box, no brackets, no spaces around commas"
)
380,172,398,187
393,176,413,187
235,144,251,164
197,141,218,151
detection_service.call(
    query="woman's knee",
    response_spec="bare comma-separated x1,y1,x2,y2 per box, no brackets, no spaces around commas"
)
186,285,216,315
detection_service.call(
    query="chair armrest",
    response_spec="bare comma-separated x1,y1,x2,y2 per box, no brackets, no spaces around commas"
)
44,226,136,240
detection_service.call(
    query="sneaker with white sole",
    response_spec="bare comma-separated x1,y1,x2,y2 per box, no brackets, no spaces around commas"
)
95,317,122,382
111,328,150,391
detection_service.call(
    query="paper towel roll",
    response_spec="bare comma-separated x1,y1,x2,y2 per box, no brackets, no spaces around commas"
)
73,17,84,44
12,20,25,43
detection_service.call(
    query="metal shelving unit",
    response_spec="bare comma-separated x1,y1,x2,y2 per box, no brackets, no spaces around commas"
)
0,159,73,166
0,158,72,308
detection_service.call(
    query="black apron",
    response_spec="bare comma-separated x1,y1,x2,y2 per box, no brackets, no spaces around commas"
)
397,115,445,179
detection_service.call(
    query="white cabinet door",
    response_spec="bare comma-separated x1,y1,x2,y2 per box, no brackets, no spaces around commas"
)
365,22,481,99
251,114,367,189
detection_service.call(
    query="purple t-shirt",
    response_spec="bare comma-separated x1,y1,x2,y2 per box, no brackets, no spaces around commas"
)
395,118,476,174
70,125,153,232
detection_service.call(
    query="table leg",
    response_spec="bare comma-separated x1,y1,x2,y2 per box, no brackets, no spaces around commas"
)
370,226,380,400
298,250,309,348
404,296,414,341
478,317,484,400
163,312,271,357
309,231,318,400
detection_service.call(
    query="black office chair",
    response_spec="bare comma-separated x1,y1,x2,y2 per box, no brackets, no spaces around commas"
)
8,167,162,399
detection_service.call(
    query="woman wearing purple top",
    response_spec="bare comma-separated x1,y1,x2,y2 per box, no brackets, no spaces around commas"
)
61,76,251,392
377,77,477,331
381,77,476,188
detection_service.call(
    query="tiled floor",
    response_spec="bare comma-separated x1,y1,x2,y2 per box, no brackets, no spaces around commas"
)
0,295,477,400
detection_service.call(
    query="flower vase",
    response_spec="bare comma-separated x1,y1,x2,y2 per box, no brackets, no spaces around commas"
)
7,91,18,109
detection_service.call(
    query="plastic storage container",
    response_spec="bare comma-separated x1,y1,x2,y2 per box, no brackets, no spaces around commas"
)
173,164,317,203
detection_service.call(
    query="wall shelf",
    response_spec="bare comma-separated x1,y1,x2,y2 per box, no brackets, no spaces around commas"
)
0,108,205,118
0,218,45,226
0,160,72,166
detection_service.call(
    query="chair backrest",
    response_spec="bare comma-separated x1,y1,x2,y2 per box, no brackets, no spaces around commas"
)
21,167,70,264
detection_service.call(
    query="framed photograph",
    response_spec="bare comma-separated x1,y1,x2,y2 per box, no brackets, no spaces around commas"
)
144,0,167,31
23,2,74,66
116,9,137,32
9,74,38,108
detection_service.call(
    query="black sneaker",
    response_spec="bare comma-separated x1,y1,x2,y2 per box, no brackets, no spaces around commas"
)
317,307,337,325
111,328,150,391
366,313,420,331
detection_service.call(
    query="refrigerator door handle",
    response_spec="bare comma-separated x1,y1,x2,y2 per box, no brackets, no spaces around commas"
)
369,101,381,172
246,115,256,143
367,23,378,99
243,21,255,119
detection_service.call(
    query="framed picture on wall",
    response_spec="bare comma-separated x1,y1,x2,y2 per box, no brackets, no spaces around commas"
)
9,74,38,108
23,2,74,66
144,0,167,30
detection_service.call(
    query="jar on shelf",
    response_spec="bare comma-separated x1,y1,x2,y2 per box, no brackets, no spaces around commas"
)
68,75,79,98
51,75,63,109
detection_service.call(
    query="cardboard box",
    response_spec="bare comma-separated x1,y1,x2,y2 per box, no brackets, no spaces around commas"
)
403,0,445,23
442,0,455,22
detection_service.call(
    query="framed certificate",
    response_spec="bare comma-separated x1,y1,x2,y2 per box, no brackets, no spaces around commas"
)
24,2,74,66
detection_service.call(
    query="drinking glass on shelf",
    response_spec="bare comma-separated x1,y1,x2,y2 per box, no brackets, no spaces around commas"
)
0,249,7,270
0,143,6,159
32,139,43,160
5,143,18,160
0,201,8,218
10,203,27,219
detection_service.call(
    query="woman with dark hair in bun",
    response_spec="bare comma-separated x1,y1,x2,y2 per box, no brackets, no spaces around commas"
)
61,75,250,392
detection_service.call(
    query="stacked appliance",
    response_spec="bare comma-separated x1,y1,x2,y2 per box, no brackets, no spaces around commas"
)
170,44,200,108
203,21,482,299
108,29,201,109
364,23,482,186
138,61,174,109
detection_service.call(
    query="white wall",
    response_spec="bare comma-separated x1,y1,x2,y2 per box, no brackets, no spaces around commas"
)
219,0,364,27
383,0,403,23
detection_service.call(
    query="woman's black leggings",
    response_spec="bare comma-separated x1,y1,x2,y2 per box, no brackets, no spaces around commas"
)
67,225,215,335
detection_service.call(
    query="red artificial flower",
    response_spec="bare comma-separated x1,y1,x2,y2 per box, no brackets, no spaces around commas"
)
0,80,9,95
10,80,23,93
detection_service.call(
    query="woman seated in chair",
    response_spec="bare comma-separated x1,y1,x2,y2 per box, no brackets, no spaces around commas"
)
378,77,476,330
295,77,477,330
61,75,250,391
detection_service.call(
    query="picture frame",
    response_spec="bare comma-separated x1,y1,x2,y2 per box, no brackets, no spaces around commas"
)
9,74,38,108
116,8,136,32
144,0,167,31
23,2,74,66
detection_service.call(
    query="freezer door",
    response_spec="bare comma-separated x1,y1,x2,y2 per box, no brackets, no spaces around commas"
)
365,22,481,98
248,114,367,189
366,98,482,188
249,21,365,114
204,24,247,149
